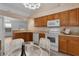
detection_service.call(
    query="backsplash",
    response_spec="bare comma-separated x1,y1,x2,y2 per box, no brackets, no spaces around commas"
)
61,27,79,34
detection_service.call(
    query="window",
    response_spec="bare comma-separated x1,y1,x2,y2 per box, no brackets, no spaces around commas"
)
5,23,11,28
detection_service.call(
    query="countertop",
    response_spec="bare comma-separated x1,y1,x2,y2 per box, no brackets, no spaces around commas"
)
12,28,79,37
60,33,79,37
13,29,48,33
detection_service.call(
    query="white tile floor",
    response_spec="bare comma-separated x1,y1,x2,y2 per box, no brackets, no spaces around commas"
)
50,50,69,56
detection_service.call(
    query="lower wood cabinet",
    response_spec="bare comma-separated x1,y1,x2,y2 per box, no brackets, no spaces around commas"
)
13,32,33,42
59,36,68,53
59,35,79,56
67,37,79,55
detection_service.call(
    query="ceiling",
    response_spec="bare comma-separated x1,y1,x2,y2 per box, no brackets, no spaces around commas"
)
0,3,79,19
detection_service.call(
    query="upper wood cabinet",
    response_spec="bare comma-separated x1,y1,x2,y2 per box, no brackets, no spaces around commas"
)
53,13,60,19
47,14,55,20
77,8,79,26
59,11,69,26
69,9,78,26
34,8,79,27
41,16,48,27
34,16,48,27
34,18,41,27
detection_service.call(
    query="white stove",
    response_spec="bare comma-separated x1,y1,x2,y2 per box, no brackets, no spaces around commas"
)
47,28,60,51
47,19,60,51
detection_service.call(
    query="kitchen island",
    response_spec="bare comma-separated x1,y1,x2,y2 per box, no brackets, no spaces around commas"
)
13,29,48,42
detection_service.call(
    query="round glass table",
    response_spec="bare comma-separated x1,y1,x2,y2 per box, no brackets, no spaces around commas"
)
7,42,49,56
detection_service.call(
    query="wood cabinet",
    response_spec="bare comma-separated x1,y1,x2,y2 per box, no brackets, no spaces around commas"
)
59,35,79,56
59,11,69,26
41,16,48,27
67,37,79,55
13,32,33,42
53,13,60,19
34,8,79,27
59,36,68,53
47,14,55,20
77,8,79,26
34,18,42,27
69,9,78,26
34,16,47,27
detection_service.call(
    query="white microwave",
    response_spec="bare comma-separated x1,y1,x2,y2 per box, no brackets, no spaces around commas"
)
47,19,60,27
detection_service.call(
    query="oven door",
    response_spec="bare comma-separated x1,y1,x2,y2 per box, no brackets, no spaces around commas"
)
47,32,59,46
47,32,59,51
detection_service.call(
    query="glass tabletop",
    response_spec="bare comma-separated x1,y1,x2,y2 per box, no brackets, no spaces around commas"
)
7,42,42,56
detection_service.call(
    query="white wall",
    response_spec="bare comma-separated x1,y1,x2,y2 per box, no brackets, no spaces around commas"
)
28,18,35,30
0,16,5,55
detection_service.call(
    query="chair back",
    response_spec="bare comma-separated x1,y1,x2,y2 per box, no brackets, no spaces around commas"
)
39,38,50,55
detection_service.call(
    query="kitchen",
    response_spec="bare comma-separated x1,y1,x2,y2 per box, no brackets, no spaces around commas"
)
0,3,79,56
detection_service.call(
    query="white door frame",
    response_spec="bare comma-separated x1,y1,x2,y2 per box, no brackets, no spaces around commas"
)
0,16,5,56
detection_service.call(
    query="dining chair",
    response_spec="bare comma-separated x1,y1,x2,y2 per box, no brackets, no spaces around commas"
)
4,38,24,55
39,38,50,56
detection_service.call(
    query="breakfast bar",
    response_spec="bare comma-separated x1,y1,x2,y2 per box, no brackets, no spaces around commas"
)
13,29,47,42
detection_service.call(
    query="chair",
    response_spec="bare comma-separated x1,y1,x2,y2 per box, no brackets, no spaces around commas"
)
4,38,24,55
39,38,50,56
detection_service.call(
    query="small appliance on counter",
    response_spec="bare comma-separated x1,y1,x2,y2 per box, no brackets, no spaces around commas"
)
62,28,71,35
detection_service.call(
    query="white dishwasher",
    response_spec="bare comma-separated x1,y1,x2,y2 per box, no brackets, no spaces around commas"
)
33,32,39,44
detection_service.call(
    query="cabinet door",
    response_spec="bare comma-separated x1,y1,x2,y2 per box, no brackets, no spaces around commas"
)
35,17,43,27
34,16,47,27
25,32,33,41
41,16,48,27
54,13,60,19
67,37,79,55
69,9,78,26
47,14,55,20
60,11,69,26
59,36,68,53
77,8,79,26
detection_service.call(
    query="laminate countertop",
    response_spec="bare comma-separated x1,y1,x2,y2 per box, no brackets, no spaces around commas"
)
13,29,48,33
60,33,79,37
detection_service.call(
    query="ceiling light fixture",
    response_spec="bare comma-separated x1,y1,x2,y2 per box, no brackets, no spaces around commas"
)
23,3,40,10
